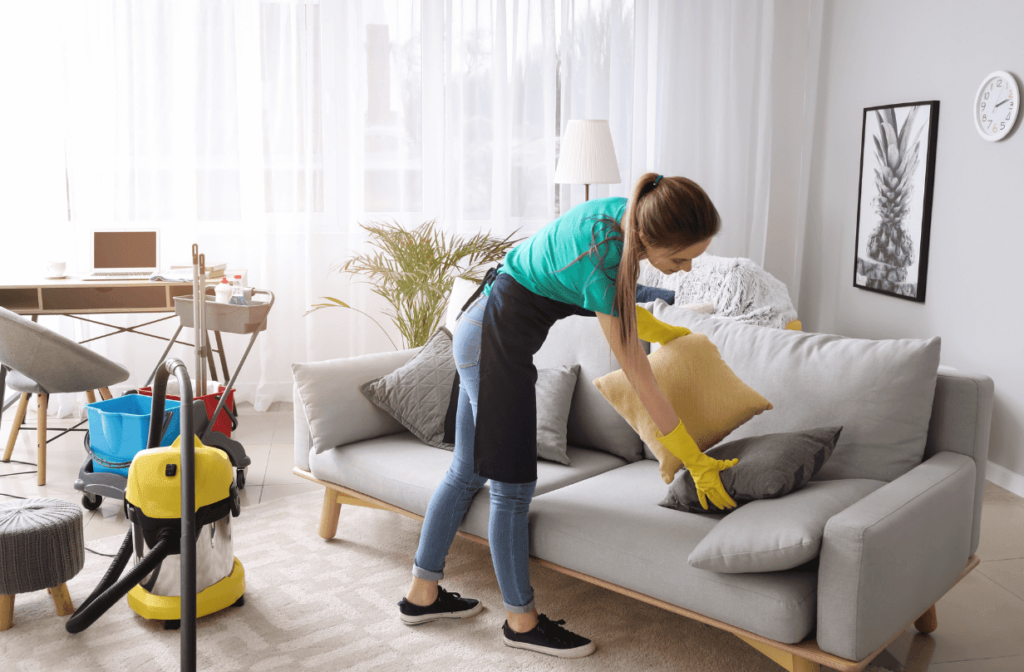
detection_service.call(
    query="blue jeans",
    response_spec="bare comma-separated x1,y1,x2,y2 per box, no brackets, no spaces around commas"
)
412,294,537,614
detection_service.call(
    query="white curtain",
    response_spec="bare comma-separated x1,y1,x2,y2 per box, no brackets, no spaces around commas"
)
1,0,819,417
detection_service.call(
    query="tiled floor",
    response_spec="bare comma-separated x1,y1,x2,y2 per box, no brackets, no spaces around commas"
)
0,399,319,543
1,399,1022,671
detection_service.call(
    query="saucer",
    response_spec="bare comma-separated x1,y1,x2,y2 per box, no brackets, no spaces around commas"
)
45,275,70,280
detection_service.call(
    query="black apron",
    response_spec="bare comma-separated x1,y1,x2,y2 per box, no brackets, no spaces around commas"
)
444,266,675,484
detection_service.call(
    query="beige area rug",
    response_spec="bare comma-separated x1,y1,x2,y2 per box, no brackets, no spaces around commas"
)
1,490,898,672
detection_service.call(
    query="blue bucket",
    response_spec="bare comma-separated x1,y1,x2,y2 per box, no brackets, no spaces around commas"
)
86,395,182,476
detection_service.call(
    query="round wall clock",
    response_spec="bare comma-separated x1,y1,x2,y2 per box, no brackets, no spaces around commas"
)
974,70,1019,141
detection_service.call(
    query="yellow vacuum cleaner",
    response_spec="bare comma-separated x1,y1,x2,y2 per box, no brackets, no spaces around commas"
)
67,360,243,672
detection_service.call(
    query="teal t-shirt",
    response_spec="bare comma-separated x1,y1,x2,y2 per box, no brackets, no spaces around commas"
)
483,197,627,316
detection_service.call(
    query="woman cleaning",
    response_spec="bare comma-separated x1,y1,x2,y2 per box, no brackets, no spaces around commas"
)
396,173,740,658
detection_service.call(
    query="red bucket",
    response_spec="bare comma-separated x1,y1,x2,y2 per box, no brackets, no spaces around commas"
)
139,385,237,438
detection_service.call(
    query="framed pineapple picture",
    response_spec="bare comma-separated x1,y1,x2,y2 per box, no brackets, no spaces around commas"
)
854,100,939,302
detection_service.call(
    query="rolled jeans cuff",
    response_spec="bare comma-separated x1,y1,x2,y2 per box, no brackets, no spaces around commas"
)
504,597,535,614
412,564,444,582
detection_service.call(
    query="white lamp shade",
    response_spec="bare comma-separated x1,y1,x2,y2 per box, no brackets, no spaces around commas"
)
553,119,621,185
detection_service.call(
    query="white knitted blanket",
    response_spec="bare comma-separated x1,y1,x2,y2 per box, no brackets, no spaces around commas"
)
638,254,798,329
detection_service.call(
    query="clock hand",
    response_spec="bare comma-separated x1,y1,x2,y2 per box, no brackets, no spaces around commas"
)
994,99,1009,108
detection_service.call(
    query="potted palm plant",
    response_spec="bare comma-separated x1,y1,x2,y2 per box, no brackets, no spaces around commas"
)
307,219,521,349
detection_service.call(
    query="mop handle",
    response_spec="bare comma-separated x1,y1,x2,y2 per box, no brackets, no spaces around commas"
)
148,359,197,672
198,254,207,398
192,245,201,399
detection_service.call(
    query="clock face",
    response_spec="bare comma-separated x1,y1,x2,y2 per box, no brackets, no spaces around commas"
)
974,71,1019,141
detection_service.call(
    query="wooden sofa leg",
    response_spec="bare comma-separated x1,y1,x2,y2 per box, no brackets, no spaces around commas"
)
738,636,820,671
319,488,342,540
914,604,938,633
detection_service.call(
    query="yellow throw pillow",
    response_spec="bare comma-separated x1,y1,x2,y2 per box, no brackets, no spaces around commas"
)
593,333,773,484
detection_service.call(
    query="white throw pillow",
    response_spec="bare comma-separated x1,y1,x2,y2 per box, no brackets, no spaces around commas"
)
292,349,417,454
687,479,885,573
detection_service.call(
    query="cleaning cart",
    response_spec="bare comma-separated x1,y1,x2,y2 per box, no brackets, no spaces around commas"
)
75,248,273,509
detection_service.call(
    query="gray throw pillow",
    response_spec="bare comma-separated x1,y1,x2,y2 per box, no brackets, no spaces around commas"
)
361,328,580,462
660,426,842,514
360,327,456,448
535,365,580,465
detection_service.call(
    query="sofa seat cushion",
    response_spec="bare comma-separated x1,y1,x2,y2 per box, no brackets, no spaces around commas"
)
308,432,627,525
527,459,819,644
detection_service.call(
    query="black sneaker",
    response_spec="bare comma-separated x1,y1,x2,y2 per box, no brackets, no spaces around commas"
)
397,585,483,625
502,614,596,658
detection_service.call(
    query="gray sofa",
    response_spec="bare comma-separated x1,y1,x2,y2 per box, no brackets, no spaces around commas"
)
290,307,993,672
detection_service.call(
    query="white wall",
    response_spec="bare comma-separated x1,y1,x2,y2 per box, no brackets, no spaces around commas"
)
800,0,1024,487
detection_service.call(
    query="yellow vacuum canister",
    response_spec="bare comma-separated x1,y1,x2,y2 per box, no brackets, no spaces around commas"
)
124,435,245,628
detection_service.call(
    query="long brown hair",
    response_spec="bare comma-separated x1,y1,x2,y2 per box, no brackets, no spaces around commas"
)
607,173,721,368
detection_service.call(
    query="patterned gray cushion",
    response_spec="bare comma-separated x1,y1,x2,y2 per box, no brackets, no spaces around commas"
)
360,328,456,448
360,329,581,463
660,426,842,514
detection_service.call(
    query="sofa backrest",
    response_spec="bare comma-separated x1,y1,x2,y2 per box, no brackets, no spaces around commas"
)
924,366,994,556
534,315,646,463
647,305,942,483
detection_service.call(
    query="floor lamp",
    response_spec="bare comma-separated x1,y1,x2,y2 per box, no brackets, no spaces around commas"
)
554,119,621,201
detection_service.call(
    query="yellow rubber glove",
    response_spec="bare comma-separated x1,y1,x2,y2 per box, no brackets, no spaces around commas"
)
635,305,691,346
655,420,739,511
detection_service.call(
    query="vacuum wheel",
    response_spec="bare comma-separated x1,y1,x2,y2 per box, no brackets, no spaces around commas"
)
82,493,103,511
236,466,248,490
164,619,180,631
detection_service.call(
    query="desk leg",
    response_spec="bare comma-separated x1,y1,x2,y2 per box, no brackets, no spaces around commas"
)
0,365,6,427
146,324,184,388
205,331,219,382
215,332,229,387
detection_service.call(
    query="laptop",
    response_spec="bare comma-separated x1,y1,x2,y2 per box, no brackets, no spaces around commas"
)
84,230,161,281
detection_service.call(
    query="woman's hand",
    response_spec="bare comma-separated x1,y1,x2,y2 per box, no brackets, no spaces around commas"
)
635,305,691,345
655,420,739,510
596,311,740,500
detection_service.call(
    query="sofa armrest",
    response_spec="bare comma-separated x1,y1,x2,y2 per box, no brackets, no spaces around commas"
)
292,348,419,456
293,382,314,471
816,451,976,661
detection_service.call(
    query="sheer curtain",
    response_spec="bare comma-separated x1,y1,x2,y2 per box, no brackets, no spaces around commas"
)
1,0,820,417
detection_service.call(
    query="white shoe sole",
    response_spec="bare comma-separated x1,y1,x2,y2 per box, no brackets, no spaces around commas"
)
400,601,483,625
503,635,597,658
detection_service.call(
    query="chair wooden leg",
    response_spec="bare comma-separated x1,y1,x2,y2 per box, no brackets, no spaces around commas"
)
85,390,97,404
0,594,13,631
914,604,937,633
36,394,48,486
98,387,112,401
3,393,29,462
319,488,342,539
49,583,74,616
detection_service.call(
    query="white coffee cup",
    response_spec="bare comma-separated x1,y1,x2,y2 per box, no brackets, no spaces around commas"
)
46,261,66,277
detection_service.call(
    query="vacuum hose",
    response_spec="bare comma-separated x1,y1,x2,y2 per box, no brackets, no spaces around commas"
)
66,528,175,633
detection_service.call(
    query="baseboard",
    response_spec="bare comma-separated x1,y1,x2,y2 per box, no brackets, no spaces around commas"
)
987,461,1024,499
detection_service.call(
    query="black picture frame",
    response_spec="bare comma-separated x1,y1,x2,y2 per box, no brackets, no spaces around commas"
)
853,100,939,302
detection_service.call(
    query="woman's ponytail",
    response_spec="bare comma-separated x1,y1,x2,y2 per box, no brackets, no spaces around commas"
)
611,172,720,368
